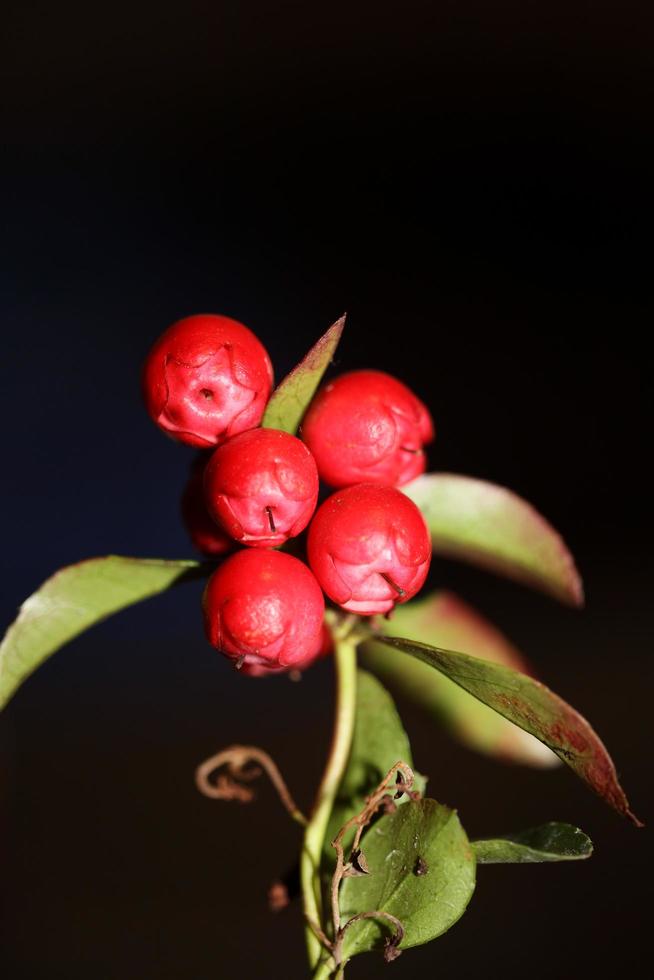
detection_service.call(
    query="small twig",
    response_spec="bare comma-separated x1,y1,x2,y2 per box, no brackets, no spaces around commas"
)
328,761,415,965
339,909,405,957
307,917,333,952
195,745,308,827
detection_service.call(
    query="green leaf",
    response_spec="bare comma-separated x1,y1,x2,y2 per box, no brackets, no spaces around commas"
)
375,636,642,826
340,798,475,958
404,473,584,606
0,556,203,710
261,315,346,434
362,591,558,767
473,822,593,863
324,670,425,865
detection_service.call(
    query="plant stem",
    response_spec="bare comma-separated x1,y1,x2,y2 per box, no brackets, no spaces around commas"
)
312,956,342,980
301,631,358,973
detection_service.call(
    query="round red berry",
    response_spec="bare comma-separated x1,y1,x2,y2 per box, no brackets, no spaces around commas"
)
181,457,234,557
203,550,325,673
142,313,273,448
301,369,434,487
204,428,319,548
307,483,431,615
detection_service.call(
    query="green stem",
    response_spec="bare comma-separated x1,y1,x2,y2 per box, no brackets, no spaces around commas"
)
301,632,358,973
312,957,343,980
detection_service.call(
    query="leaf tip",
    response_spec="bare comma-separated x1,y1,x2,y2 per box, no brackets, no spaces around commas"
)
627,809,645,829
565,563,585,609
327,312,347,348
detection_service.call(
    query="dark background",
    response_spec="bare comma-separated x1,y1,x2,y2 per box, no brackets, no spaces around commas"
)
1,2,651,977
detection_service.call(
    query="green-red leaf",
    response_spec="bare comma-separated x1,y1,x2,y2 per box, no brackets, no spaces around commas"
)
340,798,475,959
261,315,345,434
404,473,583,606
0,556,203,710
362,591,558,767
473,822,593,863
375,635,642,826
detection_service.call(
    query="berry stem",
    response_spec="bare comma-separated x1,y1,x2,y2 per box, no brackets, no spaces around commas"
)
301,625,358,974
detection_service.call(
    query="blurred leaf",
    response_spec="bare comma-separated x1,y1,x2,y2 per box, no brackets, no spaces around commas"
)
404,473,583,606
324,670,425,865
362,591,558,767
261,315,345,434
340,798,475,958
473,822,593,863
375,635,642,826
0,556,203,710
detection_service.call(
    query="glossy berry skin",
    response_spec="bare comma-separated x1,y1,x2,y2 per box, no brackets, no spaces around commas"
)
142,313,274,448
307,483,431,615
301,369,434,488
181,457,234,557
203,550,325,674
204,428,319,548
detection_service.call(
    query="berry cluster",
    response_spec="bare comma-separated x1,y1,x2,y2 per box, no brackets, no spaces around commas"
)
143,314,433,676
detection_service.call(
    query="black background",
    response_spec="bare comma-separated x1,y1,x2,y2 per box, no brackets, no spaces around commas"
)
1,2,651,978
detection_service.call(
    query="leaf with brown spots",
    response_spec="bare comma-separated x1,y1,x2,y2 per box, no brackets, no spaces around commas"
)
375,636,642,826
261,315,345,434
339,798,476,959
361,591,559,767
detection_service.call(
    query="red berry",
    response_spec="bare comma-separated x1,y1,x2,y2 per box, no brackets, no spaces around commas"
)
203,550,325,673
239,623,332,677
142,313,273,448
204,428,319,548
301,370,434,487
181,457,234,557
307,483,431,615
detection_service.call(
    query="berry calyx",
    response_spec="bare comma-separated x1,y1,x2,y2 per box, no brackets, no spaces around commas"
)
181,457,234,557
142,313,273,448
204,428,319,548
203,550,325,674
301,369,434,487
307,483,431,615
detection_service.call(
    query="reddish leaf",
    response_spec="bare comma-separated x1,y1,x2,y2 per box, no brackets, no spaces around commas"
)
261,315,346,434
362,591,558,767
404,473,583,606
375,635,642,826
